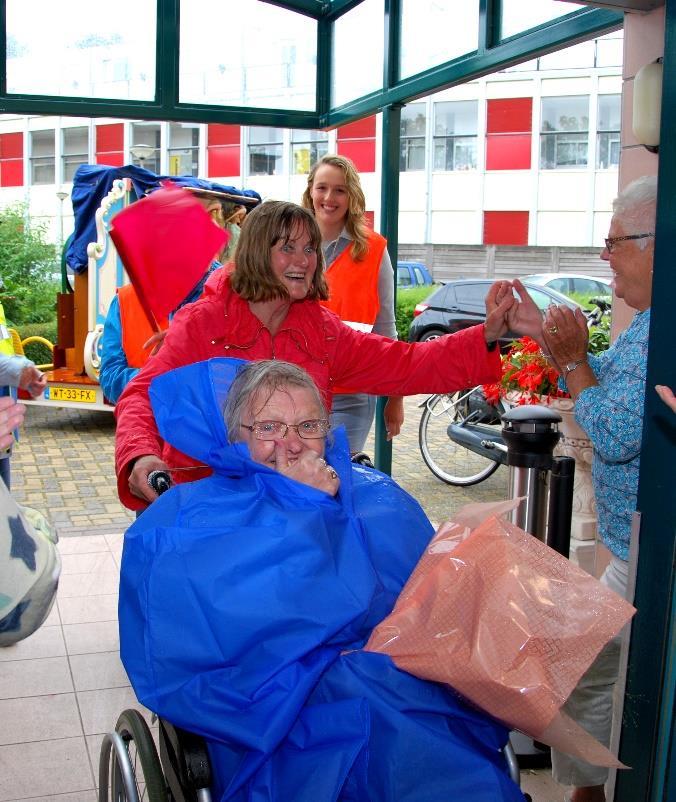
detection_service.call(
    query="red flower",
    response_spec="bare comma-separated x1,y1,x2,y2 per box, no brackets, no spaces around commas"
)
482,337,571,405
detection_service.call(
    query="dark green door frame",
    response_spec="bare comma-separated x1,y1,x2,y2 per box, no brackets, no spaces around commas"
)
615,2,676,799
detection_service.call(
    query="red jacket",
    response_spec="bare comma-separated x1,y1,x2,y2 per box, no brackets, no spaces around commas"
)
115,274,500,509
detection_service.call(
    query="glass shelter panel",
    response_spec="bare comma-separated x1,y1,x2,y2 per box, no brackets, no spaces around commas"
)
179,0,317,111
6,0,156,100
400,0,479,80
501,0,585,40
332,0,384,108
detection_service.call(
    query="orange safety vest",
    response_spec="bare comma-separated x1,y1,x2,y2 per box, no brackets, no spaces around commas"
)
118,285,169,369
320,229,387,394
320,229,386,333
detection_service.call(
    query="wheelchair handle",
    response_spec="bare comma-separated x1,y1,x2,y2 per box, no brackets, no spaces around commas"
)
148,470,172,496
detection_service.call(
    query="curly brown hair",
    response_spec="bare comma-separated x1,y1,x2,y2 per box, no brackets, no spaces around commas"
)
230,201,329,302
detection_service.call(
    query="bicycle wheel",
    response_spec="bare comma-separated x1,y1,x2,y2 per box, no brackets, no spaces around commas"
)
418,392,501,486
99,709,167,802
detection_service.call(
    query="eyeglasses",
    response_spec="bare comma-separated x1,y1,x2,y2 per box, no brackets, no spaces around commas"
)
240,419,330,440
604,233,654,253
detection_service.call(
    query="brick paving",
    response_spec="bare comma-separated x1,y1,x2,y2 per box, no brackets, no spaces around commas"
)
12,394,508,536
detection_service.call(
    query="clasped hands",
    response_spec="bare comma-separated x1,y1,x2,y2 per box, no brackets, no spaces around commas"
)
484,279,590,365
484,279,547,347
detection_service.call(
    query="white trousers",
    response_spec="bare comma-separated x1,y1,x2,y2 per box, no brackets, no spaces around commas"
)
551,554,629,788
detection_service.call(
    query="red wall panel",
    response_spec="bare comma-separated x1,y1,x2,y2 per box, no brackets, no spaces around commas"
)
486,133,532,170
0,159,23,187
208,124,241,146
96,153,125,167
0,132,23,159
483,211,529,246
208,145,240,177
337,139,376,173
364,210,375,229
96,124,124,153
486,98,532,134
0,133,23,187
337,117,376,140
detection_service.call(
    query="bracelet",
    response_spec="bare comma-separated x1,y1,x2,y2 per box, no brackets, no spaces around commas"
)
563,359,586,377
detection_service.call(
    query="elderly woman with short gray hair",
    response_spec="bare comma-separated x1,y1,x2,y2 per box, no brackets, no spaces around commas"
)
542,175,656,802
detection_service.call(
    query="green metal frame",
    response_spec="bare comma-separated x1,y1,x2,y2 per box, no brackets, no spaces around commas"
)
615,2,676,798
0,0,621,128
5,4,676,799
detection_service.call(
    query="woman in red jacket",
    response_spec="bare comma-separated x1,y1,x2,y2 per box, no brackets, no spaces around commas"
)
115,200,539,510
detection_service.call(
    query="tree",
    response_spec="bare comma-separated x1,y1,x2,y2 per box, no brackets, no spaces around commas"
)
0,203,59,326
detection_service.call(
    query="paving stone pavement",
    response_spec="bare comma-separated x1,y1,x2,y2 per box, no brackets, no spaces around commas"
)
11,395,508,537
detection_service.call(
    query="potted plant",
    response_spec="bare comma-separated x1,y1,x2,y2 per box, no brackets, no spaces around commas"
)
482,336,569,407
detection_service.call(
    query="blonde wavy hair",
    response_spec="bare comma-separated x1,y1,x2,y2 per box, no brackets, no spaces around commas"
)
301,154,370,262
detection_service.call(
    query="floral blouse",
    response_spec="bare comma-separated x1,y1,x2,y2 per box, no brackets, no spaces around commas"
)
571,310,650,560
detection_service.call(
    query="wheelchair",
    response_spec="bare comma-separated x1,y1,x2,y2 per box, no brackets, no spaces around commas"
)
98,707,527,802
102,460,529,801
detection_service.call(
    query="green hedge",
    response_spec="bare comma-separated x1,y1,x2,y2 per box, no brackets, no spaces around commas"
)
396,285,436,341
13,321,57,367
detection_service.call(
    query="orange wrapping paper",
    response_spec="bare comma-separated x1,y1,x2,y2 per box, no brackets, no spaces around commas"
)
365,500,635,766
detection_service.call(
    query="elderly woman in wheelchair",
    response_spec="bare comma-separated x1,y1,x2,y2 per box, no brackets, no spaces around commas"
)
105,358,526,802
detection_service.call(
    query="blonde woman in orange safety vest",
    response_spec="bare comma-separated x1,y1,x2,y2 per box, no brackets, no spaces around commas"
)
302,154,404,453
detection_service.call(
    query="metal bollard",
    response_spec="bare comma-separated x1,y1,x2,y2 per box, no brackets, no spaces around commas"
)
502,405,566,768
501,405,562,543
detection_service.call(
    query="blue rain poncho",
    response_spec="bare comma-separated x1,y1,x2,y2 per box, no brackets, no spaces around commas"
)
119,358,524,802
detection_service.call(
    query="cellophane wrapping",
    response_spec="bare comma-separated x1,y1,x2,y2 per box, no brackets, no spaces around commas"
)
365,499,635,767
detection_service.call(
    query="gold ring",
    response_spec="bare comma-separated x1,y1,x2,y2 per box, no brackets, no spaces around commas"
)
548,326,559,335
326,466,338,480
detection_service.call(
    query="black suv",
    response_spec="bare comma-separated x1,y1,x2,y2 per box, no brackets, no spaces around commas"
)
407,279,582,344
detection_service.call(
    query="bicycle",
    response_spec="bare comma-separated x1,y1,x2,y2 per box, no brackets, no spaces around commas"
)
417,296,611,487
418,386,508,486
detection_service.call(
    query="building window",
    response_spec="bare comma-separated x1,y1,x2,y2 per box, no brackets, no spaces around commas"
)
540,96,589,169
130,123,161,173
291,129,328,175
30,130,56,185
62,127,89,182
433,100,477,171
248,127,283,175
168,123,200,176
400,103,426,171
597,94,620,170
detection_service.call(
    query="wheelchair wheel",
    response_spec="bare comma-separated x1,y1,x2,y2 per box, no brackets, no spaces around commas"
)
418,392,501,486
99,709,167,802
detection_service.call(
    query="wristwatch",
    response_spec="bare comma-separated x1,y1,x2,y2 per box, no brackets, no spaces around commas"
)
563,359,586,378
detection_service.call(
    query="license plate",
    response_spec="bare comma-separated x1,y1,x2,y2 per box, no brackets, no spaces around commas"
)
47,385,97,403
